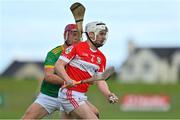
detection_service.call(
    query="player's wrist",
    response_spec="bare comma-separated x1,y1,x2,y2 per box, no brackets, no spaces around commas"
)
65,79,73,85
108,92,114,97
106,92,111,97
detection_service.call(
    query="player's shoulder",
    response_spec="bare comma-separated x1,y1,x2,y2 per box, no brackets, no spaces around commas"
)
49,45,63,54
97,49,106,61
74,41,87,47
67,41,87,51
74,41,88,48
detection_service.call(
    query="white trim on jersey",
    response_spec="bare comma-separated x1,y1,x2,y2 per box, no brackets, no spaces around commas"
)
60,55,100,76
97,72,103,75
70,57,100,76
59,56,70,63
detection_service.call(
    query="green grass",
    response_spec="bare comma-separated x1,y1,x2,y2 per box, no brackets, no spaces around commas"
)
0,77,180,119
0,77,39,118
88,81,180,119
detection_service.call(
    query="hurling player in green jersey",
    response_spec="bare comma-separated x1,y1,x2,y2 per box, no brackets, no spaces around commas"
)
22,24,81,119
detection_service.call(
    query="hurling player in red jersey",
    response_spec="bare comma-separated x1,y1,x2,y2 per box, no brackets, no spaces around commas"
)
55,21,118,119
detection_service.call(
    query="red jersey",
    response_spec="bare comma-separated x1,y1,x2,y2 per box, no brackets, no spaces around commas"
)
59,41,106,92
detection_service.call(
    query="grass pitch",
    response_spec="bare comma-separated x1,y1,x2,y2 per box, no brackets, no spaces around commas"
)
0,77,180,119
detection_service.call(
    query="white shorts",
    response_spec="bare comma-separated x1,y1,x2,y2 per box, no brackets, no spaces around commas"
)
34,93,63,114
58,88,87,114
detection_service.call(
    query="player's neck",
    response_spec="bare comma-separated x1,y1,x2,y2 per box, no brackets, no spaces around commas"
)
86,40,97,51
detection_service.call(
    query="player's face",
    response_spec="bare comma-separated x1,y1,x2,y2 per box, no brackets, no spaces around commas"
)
94,30,107,47
67,29,79,45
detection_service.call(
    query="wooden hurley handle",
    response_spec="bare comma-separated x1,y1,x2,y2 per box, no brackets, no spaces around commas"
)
62,66,115,89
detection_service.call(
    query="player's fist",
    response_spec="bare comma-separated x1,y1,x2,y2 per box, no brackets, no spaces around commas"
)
108,93,119,104
62,79,76,88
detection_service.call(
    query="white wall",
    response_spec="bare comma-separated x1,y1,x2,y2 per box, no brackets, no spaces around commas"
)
15,64,44,80
133,50,160,83
171,52,180,83
120,49,179,84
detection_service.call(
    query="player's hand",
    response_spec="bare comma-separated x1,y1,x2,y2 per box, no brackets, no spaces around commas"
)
108,93,119,104
63,79,76,88
87,81,95,85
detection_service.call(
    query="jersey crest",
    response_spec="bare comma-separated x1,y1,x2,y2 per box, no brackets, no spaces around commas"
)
65,46,73,54
97,57,101,64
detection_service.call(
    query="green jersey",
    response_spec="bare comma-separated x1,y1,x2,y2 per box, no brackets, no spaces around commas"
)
40,45,64,98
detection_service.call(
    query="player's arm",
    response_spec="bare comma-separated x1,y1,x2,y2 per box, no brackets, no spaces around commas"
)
55,59,71,82
96,60,110,98
96,80,118,104
96,80,111,97
44,66,64,85
55,59,75,87
43,51,64,85
55,46,76,86
96,59,118,104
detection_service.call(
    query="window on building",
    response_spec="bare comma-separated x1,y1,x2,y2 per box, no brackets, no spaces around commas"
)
143,62,151,74
127,63,134,74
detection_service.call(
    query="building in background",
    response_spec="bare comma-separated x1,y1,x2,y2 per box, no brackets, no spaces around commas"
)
120,41,180,84
1,60,44,80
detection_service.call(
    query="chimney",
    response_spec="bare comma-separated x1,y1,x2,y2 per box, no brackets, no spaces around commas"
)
128,39,136,56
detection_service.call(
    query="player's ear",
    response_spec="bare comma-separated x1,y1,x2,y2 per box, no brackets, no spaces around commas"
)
89,32,95,40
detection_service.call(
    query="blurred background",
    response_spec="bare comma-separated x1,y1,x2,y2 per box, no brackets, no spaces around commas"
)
0,0,180,119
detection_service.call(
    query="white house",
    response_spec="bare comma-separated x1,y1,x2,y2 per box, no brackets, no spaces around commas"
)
119,41,180,84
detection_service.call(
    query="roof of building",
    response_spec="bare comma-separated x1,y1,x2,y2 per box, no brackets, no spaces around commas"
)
135,47,180,63
1,60,44,76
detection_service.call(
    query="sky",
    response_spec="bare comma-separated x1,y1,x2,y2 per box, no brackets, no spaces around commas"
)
0,0,180,73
